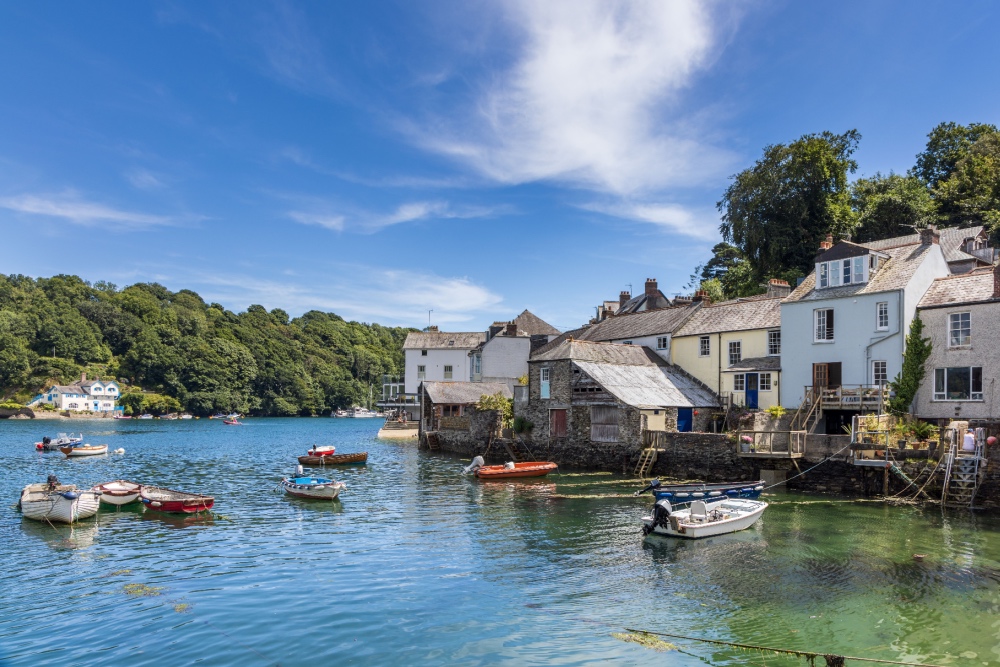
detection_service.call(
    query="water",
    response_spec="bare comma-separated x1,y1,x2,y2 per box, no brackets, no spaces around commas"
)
2,418,1000,666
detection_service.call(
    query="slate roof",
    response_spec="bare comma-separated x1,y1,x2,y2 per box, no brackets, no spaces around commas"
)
784,243,936,303
724,356,782,372
918,269,997,308
530,338,664,365
570,303,700,342
47,385,84,394
674,298,781,336
512,310,560,336
863,226,986,264
617,290,674,314
403,331,486,350
574,361,719,409
422,381,512,404
815,241,877,263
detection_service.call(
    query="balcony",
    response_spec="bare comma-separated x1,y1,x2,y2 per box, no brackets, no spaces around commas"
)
735,430,806,458
806,385,889,411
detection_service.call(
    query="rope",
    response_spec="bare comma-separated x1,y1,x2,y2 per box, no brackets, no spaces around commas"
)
763,443,852,490
624,629,950,667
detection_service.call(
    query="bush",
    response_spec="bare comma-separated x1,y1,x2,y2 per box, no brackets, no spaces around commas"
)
765,405,786,420
0,400,24,410
512,416,534,433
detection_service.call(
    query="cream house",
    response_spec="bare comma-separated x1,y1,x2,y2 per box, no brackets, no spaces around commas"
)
671,290,784,410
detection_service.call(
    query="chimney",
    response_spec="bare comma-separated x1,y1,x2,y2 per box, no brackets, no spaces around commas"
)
819,233,834,251
766,278,791,298
426,325,439,332
919,224,940,245
994,263,1000,299
619,290,631,308
81,372,87,383
692,289,712,305
505,323,517,336
644,278,658,297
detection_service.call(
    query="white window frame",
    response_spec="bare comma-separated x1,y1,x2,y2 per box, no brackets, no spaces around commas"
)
814,309,834,342
819,262,828,288
698,336,710,357
733,374,745,392
949,312,971,347
767,330,780,356
728,340,742,366
540,367,550,399
417,365,426,380
933,366,983,401
759,373,772,391
872,360,887,386
842,259,852,285
853,256,864,283
656,336,668,351
876,302,889,331
444,365,453,380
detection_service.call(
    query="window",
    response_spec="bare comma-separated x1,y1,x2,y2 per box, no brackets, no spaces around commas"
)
934,367,983,400
656,336,668,350
421,350,428,356
444,365,453,380
830,262,841,287
540,367,550,399
759,373,772,391
842,259,852,284
872,360,887,386
473,354,481,375
733,374,745,391
819,262,828,288
442,405,462,417
814,309,834,341
853,256,864,284
728,341,742,366
417,365,426,380
621,340,633,345
818,257,868,289
876,302,889,331
699,336,710,357
949,312,971,347
767,330,781,356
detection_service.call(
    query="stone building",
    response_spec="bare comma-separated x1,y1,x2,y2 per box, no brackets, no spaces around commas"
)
419,381,512,434
519,339,718,450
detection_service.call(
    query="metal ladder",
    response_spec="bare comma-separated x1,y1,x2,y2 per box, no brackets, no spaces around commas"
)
941,429,987,507
634,448,658,478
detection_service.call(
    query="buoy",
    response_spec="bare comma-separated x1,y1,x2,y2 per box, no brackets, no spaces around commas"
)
114,448,125,454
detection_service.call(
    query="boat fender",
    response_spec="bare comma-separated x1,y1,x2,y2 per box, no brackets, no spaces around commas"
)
150,501,161,508
708,491,722,496
114,448,125,455
692,492,705,498
60,491,79,500
741,488,753,493
659,492,672,498
726,490,739,496
675,493,690,498
753,485,764,492
296,464,304,477
503,461,515,470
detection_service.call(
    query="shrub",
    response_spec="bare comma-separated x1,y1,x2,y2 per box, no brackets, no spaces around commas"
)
765,405,786,420
512,416,534,433
0,401,25,410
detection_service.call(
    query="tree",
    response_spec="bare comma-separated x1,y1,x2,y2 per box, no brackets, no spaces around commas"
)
888,314,932,416
851,172,937,242
934,131,1000,231
913,121,998,189
718,130,861,283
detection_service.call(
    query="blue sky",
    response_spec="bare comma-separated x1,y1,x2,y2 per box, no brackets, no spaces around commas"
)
1,1,998,332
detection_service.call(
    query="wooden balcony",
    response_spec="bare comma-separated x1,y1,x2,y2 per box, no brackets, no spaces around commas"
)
736,430,806,458
806,384,889,411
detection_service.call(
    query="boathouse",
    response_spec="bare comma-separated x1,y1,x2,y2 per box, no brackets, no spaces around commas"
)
418,381,512,434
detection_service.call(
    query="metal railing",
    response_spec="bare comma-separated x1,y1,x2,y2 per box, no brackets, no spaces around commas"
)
806,384,889,410
735,430,806,456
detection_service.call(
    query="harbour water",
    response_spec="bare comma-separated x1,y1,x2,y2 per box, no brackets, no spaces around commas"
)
2,418,1000,666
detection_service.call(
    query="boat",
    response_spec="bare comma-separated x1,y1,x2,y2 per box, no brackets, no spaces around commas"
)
179,414,193,420
93,480,142,506
348,407,380,418
140,486,214,513
113,414,132,420
60,443,109,457
162,414,178,420
137,414,154,420
331,409,350,418
635,479,766,506
298,451,368,466
280,468,346,500
34,433,83,451
473,460,558,479
641,498,768,539
307,445,336,456
209,413,226,420
19,478,101,523
223,419,242,425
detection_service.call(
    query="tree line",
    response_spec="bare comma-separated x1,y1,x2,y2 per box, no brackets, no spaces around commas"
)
693,121,1000,300
0,276,412,416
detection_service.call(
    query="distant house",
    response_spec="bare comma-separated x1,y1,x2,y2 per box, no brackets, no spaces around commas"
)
566,300,703,362
470,310,560,390
31,373,120,412
671,286,786,410
402,328,486,394
615,278,678,315
864,225,993,275
915,265,1000,421
520,339,718,446
419,381,512,434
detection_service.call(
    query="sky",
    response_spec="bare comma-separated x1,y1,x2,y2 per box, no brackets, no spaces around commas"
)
1,1,998,332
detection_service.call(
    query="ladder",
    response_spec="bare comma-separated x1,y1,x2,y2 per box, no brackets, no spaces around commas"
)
634,448,658,478
426,432,441,451
790,389,823,433
941,432,987,507
504,435,535,463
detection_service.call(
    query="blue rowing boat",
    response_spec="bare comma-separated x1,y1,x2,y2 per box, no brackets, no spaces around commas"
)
635,479,766,505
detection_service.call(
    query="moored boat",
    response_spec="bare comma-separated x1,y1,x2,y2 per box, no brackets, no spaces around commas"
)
138,414,154,420
60,443,109,457
93,480,142,505
474,461,558,479
298,451,368,466
19,478,101,524
140,486,214,513
635,479,766,505
641,498,767,539
113,414,131,420
307,445,336,456
223,419,242,425
34,433,83,451
179,414,193,420
280,473,346,500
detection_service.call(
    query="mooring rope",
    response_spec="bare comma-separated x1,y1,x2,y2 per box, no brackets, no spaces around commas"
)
624,628,950,667
763,443,852,490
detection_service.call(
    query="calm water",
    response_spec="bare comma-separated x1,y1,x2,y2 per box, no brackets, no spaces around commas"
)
2,419,1000,666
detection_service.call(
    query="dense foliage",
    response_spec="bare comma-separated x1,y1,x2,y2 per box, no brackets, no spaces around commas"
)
0,275,412,416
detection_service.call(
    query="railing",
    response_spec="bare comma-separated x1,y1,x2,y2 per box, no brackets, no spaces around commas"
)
806,385,889,411
736,430,806,457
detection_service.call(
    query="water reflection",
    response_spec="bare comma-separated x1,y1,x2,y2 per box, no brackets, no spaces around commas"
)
19,518,102,551
138,510,216,529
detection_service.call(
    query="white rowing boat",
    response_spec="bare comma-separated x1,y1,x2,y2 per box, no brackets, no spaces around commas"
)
60,443,109,457
641,498,767,539
19,481,101,524
93,480,142,505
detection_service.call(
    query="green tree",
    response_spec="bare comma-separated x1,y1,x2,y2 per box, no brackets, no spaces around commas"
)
851,172,937,242
718,130,861,283
697,278,725,303
934,131,1000,231
913,121,998,189
888,314,932,416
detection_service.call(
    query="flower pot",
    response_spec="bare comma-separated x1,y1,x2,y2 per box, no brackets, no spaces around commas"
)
740,442,751,453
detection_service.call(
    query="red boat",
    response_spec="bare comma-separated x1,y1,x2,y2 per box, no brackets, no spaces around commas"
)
140,486,214,513
475,461,558,480
307,445,336,456
223,419,242,425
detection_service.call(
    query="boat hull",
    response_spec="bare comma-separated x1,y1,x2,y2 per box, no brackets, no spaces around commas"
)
60,444,109,457
643,499,767,539
20,485,101,524
298,452,368,466
140,486,214,513
475,462,558,479
281,477,346,500
652,481,765,505
94,480,142,505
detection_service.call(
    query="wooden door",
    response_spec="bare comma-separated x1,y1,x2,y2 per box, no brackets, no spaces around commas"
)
550,409,567,438
813,363,829,388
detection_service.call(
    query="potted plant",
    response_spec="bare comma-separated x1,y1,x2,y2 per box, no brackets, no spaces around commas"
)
740,434,753,453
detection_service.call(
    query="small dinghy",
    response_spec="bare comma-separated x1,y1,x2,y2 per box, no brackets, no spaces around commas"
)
472,460,558,480
298,451,368,466
60,443,109,457
307,445,336,456
140,486,214,513
35,433,83,451
223,419,242,425
19,476,101,524
93,480,142,506
281,466,346,500
635,479,766,506
641,498,767,539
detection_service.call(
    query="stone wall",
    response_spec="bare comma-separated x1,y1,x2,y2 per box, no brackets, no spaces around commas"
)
439,416,471,431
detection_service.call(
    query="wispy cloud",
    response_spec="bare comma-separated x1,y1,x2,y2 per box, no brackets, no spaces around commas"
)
407,0,738,196
580,200,720,240
286,198,504,234
287,210,345,231
0,191,171,228
125,168,165,190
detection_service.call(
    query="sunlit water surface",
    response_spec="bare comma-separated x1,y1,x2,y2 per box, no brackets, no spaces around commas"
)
2,418,1000,666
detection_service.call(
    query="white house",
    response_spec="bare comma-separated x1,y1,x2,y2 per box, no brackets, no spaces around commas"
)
470,310,560,390
31,374,121,412
781,228,951,431
403,329,486,396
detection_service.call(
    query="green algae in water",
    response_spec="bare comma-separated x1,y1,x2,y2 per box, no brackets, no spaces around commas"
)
109,569,131,576
173,603,191,613
612,632,677,652
123,583,163,597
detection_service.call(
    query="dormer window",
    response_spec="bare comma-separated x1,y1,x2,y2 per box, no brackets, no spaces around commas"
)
816,252,874,289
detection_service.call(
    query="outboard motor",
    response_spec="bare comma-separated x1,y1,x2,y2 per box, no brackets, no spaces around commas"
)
462,456,485,474
634,478,662,497
46,474,60,491
295,464,304,477
42,436,51,446
642,499,673,536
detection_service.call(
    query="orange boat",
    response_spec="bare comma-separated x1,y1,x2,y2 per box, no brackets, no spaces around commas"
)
474,461,558,479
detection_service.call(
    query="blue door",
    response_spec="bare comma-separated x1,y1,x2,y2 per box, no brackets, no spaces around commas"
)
677,408,693,432
745,373,759,409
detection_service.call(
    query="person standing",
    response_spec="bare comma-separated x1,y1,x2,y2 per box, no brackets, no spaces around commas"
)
963,429,976,452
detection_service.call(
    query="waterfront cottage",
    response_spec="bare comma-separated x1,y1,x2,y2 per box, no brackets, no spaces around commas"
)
915,264,1000,421
469,310,560,390
521,339,718,447
398,328,486,420
30,373,120,412
418,381,512,434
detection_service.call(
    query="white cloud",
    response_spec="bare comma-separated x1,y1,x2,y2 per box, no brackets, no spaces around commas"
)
580,200,720,240
409,0,737,195
286,199,502,233
287,210,346,231
0,191,171,228
125,168,165,190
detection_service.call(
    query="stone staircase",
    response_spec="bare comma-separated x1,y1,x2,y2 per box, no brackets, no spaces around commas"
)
503,436,535,463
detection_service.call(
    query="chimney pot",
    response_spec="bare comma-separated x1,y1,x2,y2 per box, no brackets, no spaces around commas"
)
505,323,517,336
619,290,631,308
766,278,792,298
920,225,940,245
427,325,439,332
692,290,712,305
644,278,658,297
81,372,86,383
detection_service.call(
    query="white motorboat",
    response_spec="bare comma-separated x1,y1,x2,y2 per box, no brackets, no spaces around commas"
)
93,480,142,505
34,433,83,451
179,414,193,420
60,443,109,457
19,480,101,524
641,498,767,539
349,407,380,418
